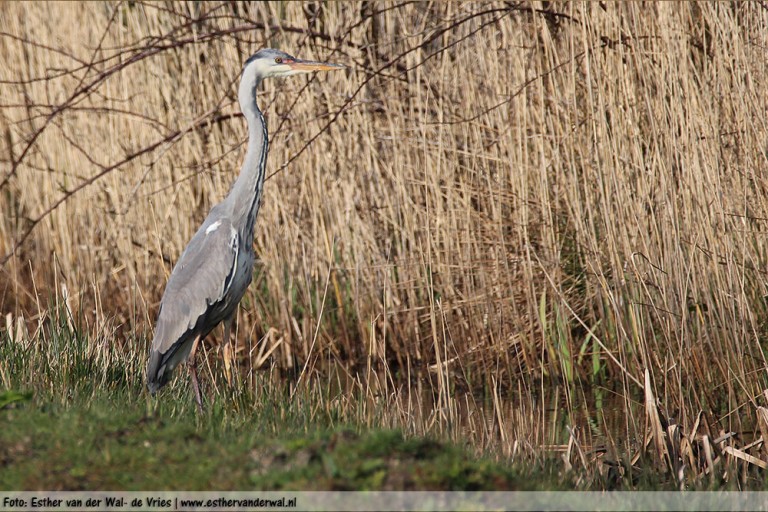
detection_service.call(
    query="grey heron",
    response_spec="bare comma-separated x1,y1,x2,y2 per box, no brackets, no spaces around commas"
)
146,48,343,410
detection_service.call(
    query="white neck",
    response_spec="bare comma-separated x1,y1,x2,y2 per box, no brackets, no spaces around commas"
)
227,64,269,241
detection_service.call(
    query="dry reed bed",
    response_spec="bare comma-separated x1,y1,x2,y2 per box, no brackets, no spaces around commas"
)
549,370,768,488
2,1,768,474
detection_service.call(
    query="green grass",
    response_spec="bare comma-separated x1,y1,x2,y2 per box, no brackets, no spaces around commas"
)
1,394,548,491
0,383,557,491
0,316,564,491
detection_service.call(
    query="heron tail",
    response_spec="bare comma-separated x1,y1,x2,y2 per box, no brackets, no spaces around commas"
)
146,349,168,395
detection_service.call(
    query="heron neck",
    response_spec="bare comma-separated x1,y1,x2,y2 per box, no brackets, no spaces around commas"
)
229,79,269,239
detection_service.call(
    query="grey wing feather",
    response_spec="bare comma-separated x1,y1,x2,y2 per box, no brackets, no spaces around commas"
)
147,213,239,382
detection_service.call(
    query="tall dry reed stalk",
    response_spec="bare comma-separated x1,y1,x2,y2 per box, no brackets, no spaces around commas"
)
2,1,768,466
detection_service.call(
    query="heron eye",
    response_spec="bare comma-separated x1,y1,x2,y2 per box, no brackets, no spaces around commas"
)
274,57,283,64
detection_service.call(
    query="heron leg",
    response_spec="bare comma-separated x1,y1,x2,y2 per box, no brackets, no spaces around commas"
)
222,316,235,387
188,334,203,413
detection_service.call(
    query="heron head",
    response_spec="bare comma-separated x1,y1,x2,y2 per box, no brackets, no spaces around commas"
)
243,48,344,80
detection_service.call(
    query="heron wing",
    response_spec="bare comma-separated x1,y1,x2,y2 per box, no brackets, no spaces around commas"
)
150,212,240,362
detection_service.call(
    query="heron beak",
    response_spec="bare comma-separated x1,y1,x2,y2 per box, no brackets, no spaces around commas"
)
287,58,345,72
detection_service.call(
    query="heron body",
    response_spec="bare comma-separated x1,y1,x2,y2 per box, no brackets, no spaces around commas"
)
146,49,343,405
